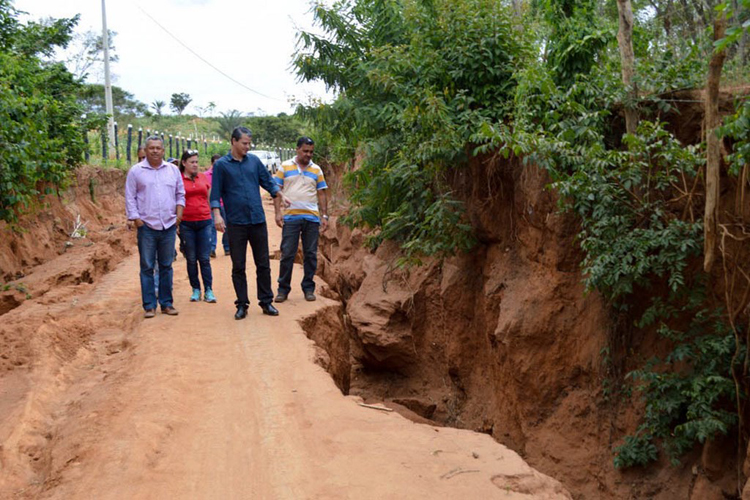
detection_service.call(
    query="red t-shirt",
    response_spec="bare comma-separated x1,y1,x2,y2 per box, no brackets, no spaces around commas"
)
181,172,211,221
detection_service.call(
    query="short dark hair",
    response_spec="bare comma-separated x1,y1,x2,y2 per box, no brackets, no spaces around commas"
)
231,126,252,142
179,149,199,173
296,136,314,148
211,153,221,164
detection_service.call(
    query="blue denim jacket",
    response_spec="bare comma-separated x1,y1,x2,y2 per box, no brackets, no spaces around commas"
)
209,153,279,225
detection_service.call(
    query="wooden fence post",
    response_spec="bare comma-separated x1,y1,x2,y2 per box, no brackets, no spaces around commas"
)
127,124,133,163
84,127,90,163
101,127,107,164
114,122,120,160
138,127,143,149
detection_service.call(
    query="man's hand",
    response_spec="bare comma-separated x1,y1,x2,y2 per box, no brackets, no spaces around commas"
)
215,214,226,233
127,218,144,230
280,193,291,208
176,217,181,235
275,211,284,228
320,217,328,231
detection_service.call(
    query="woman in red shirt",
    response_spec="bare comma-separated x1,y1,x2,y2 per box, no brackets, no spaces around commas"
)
179,150,216,303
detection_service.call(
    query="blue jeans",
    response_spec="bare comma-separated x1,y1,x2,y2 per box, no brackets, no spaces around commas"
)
137,224,177,311
211,206,230,252
180,219,213,291
277,218,319,296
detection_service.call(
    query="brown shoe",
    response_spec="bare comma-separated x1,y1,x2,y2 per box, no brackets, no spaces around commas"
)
144,309,156,318
162,306,179,316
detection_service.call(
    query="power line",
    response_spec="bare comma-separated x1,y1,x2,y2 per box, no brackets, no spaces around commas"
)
133,3,284,102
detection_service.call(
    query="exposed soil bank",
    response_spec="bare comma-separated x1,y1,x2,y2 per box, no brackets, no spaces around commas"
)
305,154,739,499
0,167,128,282
1,166,133,368
0,167,137,492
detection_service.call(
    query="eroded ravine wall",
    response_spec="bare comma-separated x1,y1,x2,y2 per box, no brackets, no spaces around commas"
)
308,157,736,499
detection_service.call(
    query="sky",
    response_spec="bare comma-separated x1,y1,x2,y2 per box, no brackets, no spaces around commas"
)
12,0,332,117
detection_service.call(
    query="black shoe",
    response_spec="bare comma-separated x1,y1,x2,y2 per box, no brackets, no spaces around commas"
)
210,250,216,258
234,306,248,320
274,293,288,303
260,303,279,316
304,291,316,301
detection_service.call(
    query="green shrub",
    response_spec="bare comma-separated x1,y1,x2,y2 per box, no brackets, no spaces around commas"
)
0,2,89,222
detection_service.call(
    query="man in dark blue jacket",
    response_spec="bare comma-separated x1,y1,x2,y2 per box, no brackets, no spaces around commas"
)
210,127,288,320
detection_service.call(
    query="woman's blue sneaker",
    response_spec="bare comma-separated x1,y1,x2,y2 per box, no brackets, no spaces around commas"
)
204,289,217,303
190,288,201,302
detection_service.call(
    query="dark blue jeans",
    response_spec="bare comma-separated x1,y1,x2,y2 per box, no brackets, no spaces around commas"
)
277,218,319,296
180,219,213,291
211,206,230,252
137,224,176,311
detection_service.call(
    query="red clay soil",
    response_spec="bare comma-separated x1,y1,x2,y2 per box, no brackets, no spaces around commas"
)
308,156,741,500
0,170,570,499
0,167,133,375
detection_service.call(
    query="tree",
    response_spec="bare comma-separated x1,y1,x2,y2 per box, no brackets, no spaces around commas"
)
294,0,524,259
170,92,192,115
195,101,217,117
151,99,165,116
214,109,244,139
77,83,147,118
65,28,118,81
616,0,638,135
0,0,94,221
703,15,729,272
246,114,304,146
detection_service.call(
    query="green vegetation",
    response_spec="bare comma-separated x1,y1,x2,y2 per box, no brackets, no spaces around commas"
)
0,0,99,222
614,304,738,468
170,92,192,115
295,0,528,262
293,0,750,475
78,83,147,117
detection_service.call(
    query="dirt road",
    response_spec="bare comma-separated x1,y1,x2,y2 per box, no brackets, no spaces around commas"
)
1,199,569,499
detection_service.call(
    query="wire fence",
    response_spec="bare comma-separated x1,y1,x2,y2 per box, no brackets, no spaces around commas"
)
85,123,297,169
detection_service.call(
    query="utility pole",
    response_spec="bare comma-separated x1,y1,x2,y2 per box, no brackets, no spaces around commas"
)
101,0,115,157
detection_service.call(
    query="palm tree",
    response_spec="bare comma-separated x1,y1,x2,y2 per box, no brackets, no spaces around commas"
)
214,110,245,139
151,100,165,116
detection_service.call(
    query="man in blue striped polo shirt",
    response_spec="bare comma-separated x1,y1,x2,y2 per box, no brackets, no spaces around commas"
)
273,137,328,302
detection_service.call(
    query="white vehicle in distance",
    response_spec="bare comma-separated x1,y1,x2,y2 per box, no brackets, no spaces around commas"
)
249,150,281,174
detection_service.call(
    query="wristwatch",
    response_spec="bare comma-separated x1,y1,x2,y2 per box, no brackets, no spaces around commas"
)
322,215,329,220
